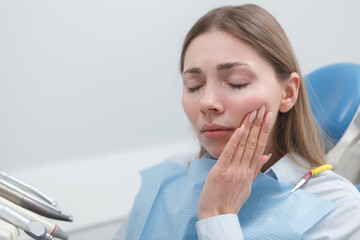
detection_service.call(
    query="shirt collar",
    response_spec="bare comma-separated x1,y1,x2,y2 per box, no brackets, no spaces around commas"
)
265,153,311,186
205,152,311,186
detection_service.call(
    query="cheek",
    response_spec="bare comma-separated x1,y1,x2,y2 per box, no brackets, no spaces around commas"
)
182,94,197,124
227,90,266,113
227,91,278,120
228,98,262,121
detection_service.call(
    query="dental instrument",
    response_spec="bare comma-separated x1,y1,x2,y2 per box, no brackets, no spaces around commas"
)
0,171,57,207
0,183,73,222
0,180,61,213
0,196,68,240
0,203,53,240
291,164,333,193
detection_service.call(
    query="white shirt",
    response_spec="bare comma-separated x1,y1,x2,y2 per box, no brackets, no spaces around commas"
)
114,153,360,240
196,153,360,240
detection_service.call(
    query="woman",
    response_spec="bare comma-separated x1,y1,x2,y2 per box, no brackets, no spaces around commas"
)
114,4,360,239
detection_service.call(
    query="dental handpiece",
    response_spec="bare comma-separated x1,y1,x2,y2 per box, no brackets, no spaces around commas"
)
0,196,69,240
0,171,57,207
0,203,53,240
0,180,62,213
0,183,73,222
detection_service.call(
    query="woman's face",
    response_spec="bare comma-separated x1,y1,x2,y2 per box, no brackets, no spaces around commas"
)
182,31,286,159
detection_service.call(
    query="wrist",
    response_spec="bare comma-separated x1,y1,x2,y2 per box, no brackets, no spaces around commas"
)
198,210,234,221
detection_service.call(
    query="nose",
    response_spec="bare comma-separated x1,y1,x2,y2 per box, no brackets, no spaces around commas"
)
199,85,224,115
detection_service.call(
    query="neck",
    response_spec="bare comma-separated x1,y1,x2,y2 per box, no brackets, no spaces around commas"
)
261,151,283,172
261,130,283,172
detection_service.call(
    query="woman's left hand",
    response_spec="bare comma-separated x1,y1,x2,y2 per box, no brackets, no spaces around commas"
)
198,107,273,220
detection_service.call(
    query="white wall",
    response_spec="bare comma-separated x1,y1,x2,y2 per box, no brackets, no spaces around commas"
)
1,0,359,239
1,0,360,171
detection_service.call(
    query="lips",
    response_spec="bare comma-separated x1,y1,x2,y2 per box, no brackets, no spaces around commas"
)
200,124,234,139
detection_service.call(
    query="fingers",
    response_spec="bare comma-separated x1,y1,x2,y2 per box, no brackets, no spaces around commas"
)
239,105,266,169
229,110,255,167
250,112,272,170
252,154,272,182
230,105,273,175
248,110,273,170
217,105,273,174
215,125,245,170
198,107,273,220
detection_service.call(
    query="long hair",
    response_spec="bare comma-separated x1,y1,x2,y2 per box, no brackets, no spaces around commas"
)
180,4,328,167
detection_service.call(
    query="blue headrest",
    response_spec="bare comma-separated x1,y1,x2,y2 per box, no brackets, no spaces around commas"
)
305,63,360,151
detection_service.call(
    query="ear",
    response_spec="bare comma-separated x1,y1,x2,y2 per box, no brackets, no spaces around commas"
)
279,72,300,113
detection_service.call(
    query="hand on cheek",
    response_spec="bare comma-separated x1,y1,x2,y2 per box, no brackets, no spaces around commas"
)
198,106,273,220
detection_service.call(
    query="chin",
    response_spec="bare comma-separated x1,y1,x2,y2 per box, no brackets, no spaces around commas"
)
199,134,230,160
203,145,224,159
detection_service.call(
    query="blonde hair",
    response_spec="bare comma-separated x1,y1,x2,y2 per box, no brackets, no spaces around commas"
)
180,4,328,167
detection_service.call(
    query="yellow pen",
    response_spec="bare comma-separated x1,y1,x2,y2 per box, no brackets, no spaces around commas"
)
290,164,333,194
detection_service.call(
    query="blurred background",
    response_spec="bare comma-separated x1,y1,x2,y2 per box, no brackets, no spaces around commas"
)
0,0,359,239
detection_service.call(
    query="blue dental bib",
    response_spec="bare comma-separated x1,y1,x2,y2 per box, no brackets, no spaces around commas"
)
125,157,335,240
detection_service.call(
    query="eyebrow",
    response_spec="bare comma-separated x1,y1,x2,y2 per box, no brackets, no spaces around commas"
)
183,62,250,75
183,67,202,75
217,62,249,71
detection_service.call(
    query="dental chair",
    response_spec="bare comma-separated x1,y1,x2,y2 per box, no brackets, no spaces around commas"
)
305,62,360,190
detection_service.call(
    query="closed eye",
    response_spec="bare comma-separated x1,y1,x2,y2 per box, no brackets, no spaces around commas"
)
228,83,248,89
187,86,202,93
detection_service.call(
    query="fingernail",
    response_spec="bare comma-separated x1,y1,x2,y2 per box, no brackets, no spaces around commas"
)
257,105,265,120
266,153,272,162
265,112,272,126
249,110,257,123
237,125,245,137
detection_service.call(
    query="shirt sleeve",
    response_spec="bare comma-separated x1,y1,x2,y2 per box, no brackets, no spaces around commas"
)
196,214,244,240
303,198,360,239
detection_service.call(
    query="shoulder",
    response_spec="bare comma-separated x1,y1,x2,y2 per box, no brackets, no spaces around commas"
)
303,171,360,239
272,153,360,206
277,152,360,204
292,153,360,238
304,169,360,204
